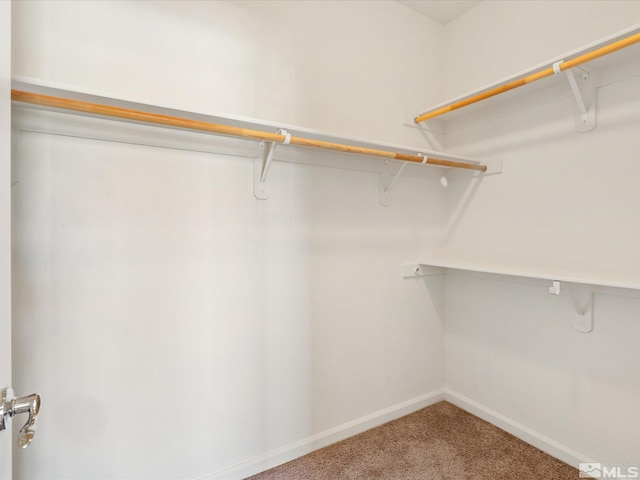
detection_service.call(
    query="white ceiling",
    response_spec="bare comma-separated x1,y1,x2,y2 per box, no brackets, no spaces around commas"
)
396,0,482,25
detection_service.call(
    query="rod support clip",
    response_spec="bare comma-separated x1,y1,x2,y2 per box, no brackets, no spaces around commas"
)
552,60,564,74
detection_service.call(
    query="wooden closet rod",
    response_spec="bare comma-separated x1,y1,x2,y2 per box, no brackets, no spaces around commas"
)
415,31,640,123
11,90,486,172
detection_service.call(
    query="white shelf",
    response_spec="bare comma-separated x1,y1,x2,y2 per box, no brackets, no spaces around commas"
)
413,260,640,292
417,24,640,123
11,78,481,168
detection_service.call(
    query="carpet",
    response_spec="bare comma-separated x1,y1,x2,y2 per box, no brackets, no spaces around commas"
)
246,401,577,479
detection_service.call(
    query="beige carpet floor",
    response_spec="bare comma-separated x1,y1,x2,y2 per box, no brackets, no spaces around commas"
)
246,401,577,480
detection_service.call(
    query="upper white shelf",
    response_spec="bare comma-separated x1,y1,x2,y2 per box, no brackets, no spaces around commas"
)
415,24,640,123
413,259,640,292
11,78,481,169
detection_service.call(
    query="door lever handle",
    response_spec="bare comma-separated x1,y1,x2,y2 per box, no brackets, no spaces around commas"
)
13,392,41,449
1,387,42,448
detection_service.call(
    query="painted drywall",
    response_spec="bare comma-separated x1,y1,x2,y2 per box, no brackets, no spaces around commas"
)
445,272,640,463
1,2,12,479
441,69,640,282
12,0,443,147
10,1,446,478
443,0,640,99
11,112,445,479
439,1,640,467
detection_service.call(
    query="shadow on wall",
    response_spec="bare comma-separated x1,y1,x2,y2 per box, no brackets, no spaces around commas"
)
443,174,485,243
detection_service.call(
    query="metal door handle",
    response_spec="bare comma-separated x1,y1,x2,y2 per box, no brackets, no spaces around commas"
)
0,387,41,448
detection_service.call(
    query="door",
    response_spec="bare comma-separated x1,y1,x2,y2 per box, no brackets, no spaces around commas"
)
1,2,12,479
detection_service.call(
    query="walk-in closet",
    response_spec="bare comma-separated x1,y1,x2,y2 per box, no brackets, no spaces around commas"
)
2,1,640,479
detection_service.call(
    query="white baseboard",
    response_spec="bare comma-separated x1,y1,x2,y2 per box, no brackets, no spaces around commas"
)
200,388,446,480
444,388,592,469
200,388,593,480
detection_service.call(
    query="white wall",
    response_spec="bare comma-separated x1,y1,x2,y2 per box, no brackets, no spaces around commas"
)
12,0,443,146
11,113,446,480
440,1,640,466
442,68,640,282
444,0,640,99
10,1,446,478
445,273,640,463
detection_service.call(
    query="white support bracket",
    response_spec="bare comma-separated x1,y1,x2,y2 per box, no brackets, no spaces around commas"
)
565,68,596,132
379,154,426,206
379,160,409,206
569,285,594,333
253,142,274,200
554,61,595,132
253,129,290,200
548,280,593,333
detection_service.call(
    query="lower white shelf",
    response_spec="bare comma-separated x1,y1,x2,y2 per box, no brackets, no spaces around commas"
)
403,260,640,333
404,260,640,292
